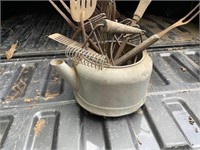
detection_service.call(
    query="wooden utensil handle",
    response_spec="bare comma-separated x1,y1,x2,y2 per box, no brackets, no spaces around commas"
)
131,0,152,25
115,34,159,65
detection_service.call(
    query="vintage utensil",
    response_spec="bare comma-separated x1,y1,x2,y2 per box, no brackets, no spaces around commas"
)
131,0,152,25
70,0,97,43
84,13,107,32
102,19,144,34
94,20,143,55
48,33,109,69
95,0,120,21
48,33,83,47
113,0,151,60
113,0,151,57
88,20,104,54
65,46,109,70
48,33,99,53
114,39,127,60
72,13,107,50
115,3,200,65
81,19,144,51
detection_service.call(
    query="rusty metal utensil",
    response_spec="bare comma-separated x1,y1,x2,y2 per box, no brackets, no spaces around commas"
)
72,13,106,39
81,19,144,51
70,0,97,43
48,33,83,47
48,33,100,54
84,13,107,32
115,3,200,65
65,46,110,70
96,0,119,21
48,33,109,69
48,32,100,54
114,0,151,60
102,19,144,34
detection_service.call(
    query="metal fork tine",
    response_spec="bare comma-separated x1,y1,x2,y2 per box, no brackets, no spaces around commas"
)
157,3,200,37
184,10,200,24
181,3,200,21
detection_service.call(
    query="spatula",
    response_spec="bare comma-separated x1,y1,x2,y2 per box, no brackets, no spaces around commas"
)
70,0,97,43
48,33,98,53
48,33,83,47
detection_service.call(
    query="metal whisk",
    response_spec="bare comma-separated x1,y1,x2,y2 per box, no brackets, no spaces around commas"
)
65,46,109,70
48,33,110,70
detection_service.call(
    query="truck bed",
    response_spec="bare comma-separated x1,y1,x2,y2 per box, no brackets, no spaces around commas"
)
0,7,200,150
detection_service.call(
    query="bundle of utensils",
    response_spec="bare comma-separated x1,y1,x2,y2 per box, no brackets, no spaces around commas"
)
48,0,200,69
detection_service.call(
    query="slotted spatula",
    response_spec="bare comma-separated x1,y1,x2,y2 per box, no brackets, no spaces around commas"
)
70,0,97,43
48,33,83,47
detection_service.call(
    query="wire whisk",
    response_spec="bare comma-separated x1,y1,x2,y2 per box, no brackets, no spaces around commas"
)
65,45,110,70
48,33,110,70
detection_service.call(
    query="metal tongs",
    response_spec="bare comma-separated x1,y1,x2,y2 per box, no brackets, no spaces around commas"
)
115,3,200,65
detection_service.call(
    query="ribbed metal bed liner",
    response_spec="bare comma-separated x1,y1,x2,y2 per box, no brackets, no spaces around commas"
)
0,48,200,150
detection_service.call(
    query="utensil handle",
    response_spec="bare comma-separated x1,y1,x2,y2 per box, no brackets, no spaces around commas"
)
80,12,87,44
114,39,127,60
48,0,77,30
131,0,152,25
115,34,160,65
59,0,71,14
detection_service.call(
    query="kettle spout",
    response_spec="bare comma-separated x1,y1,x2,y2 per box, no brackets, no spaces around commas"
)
50,59,78,91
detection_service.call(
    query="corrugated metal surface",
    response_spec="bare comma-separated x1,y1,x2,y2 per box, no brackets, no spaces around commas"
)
149,48,200,94
0,48,200,149
1,93,200,150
